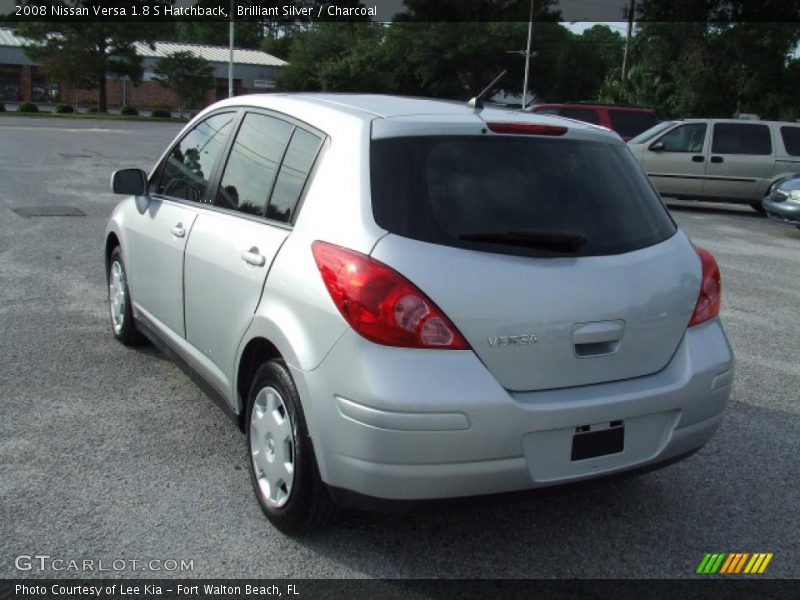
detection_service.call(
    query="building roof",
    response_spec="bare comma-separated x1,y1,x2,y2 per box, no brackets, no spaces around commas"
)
133,41,287,68
0,28,287,68
0,27,27,47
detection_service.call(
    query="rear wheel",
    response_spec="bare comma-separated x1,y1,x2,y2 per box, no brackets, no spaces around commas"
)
246,359,336,533
107,246,145,346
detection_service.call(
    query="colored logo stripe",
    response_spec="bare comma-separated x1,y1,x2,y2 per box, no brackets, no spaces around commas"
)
697,553,773,574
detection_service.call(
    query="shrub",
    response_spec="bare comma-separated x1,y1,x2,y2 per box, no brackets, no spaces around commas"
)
120,105,139,116
150,108,172,118
18,101,39,113
86,105,100,113
54,103,74,114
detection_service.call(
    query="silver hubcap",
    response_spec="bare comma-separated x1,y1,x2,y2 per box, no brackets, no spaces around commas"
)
109,261,126,334
250,386,295,508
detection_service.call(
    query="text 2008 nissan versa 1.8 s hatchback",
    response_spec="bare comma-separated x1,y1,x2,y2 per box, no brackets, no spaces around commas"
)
105,94,734,532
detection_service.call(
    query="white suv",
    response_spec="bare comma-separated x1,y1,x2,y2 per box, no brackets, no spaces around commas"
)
105,94,734,532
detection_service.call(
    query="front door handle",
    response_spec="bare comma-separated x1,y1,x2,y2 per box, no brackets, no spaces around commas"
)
241,247,266,267
710,156,724,163
170,223,185,238
692,155,705,162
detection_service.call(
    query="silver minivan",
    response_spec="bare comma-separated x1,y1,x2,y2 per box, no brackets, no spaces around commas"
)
628,118,800,212
105,94,734,532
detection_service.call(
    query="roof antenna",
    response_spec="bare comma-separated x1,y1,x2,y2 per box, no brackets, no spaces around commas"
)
468,70,507,110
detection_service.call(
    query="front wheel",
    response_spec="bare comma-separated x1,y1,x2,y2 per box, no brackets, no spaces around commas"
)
246,360,336,533
107,246,145,346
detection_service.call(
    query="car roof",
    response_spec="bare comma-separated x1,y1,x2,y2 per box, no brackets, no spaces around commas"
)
192,92,618,145
207,93,610,133
532,102,655,112
212,93,488,120
677,118,800,126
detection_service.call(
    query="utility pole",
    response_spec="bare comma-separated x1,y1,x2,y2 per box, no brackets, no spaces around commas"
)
621,0,636,81
228,0,235,98
521,0,534,109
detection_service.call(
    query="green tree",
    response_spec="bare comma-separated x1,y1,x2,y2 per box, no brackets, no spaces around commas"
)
153,51,215,116
18,1,172,112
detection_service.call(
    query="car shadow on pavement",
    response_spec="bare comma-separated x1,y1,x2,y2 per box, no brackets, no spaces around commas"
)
293,400,798,578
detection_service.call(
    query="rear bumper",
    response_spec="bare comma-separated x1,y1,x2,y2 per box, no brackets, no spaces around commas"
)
291,319,734,501
762,196,800,225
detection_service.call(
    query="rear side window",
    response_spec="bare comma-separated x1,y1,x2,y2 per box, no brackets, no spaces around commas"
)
609,110,658,138
371,136,676,257
711,123,772,155
267,128,322,223
215,113,294,216
154,112,235,202
557,107,602,125
780,126,800,156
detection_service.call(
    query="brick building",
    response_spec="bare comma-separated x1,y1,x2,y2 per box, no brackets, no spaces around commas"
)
0,28,287,110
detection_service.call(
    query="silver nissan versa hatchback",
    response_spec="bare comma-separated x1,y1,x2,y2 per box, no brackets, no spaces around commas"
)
105,94,734,532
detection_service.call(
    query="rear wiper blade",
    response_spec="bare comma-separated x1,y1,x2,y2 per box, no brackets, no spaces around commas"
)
459,230,588,252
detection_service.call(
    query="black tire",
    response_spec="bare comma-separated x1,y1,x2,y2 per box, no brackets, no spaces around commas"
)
107,246,146,346
750,201,766,215
246,359,337,533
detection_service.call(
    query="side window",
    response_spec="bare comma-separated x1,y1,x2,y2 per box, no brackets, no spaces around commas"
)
153,112,235,202
267,128,322,223
780,126,800,156
711,123,771,155
656,123,707,152
558,108,602,125
215,113,294,216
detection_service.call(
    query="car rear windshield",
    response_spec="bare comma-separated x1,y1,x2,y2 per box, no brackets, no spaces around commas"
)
370,135,676,258
608,110,659,138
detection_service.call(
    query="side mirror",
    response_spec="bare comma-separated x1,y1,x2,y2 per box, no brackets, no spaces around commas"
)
649,141,666,152
111,168,148,196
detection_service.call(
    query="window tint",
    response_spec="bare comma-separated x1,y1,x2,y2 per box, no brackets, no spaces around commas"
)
628,121,674,145
711,123,772,155
215,113,294,216
267,128,322,223
557,107,602,125
154,113,235,202
780,126,800,156
608,110,659,138
657,123,707,152
371,136,675,258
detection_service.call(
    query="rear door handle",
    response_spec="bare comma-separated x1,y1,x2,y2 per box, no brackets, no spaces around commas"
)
241,247,266,267
691,155,705,162
710,156,724,163
170,223,185,238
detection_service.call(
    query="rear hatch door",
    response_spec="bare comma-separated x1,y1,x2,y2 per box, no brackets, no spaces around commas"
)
369,123,700,391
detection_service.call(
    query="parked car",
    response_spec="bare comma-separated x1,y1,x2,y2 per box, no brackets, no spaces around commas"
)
527,102,659,140
762,173,800,228
628,118,800,213
105,94,734,532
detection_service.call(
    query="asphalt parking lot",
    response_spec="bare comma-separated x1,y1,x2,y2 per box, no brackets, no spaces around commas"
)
1,117,798,579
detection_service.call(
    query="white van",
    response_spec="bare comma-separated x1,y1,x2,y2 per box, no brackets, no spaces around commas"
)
628,119,800,212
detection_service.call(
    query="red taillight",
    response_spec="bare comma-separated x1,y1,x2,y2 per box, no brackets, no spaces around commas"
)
487,122,568,136
688,246,721,327
311,241,470,350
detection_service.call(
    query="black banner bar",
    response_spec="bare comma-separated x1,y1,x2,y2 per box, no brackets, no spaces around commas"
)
0,579,797,600
1,0,799,24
